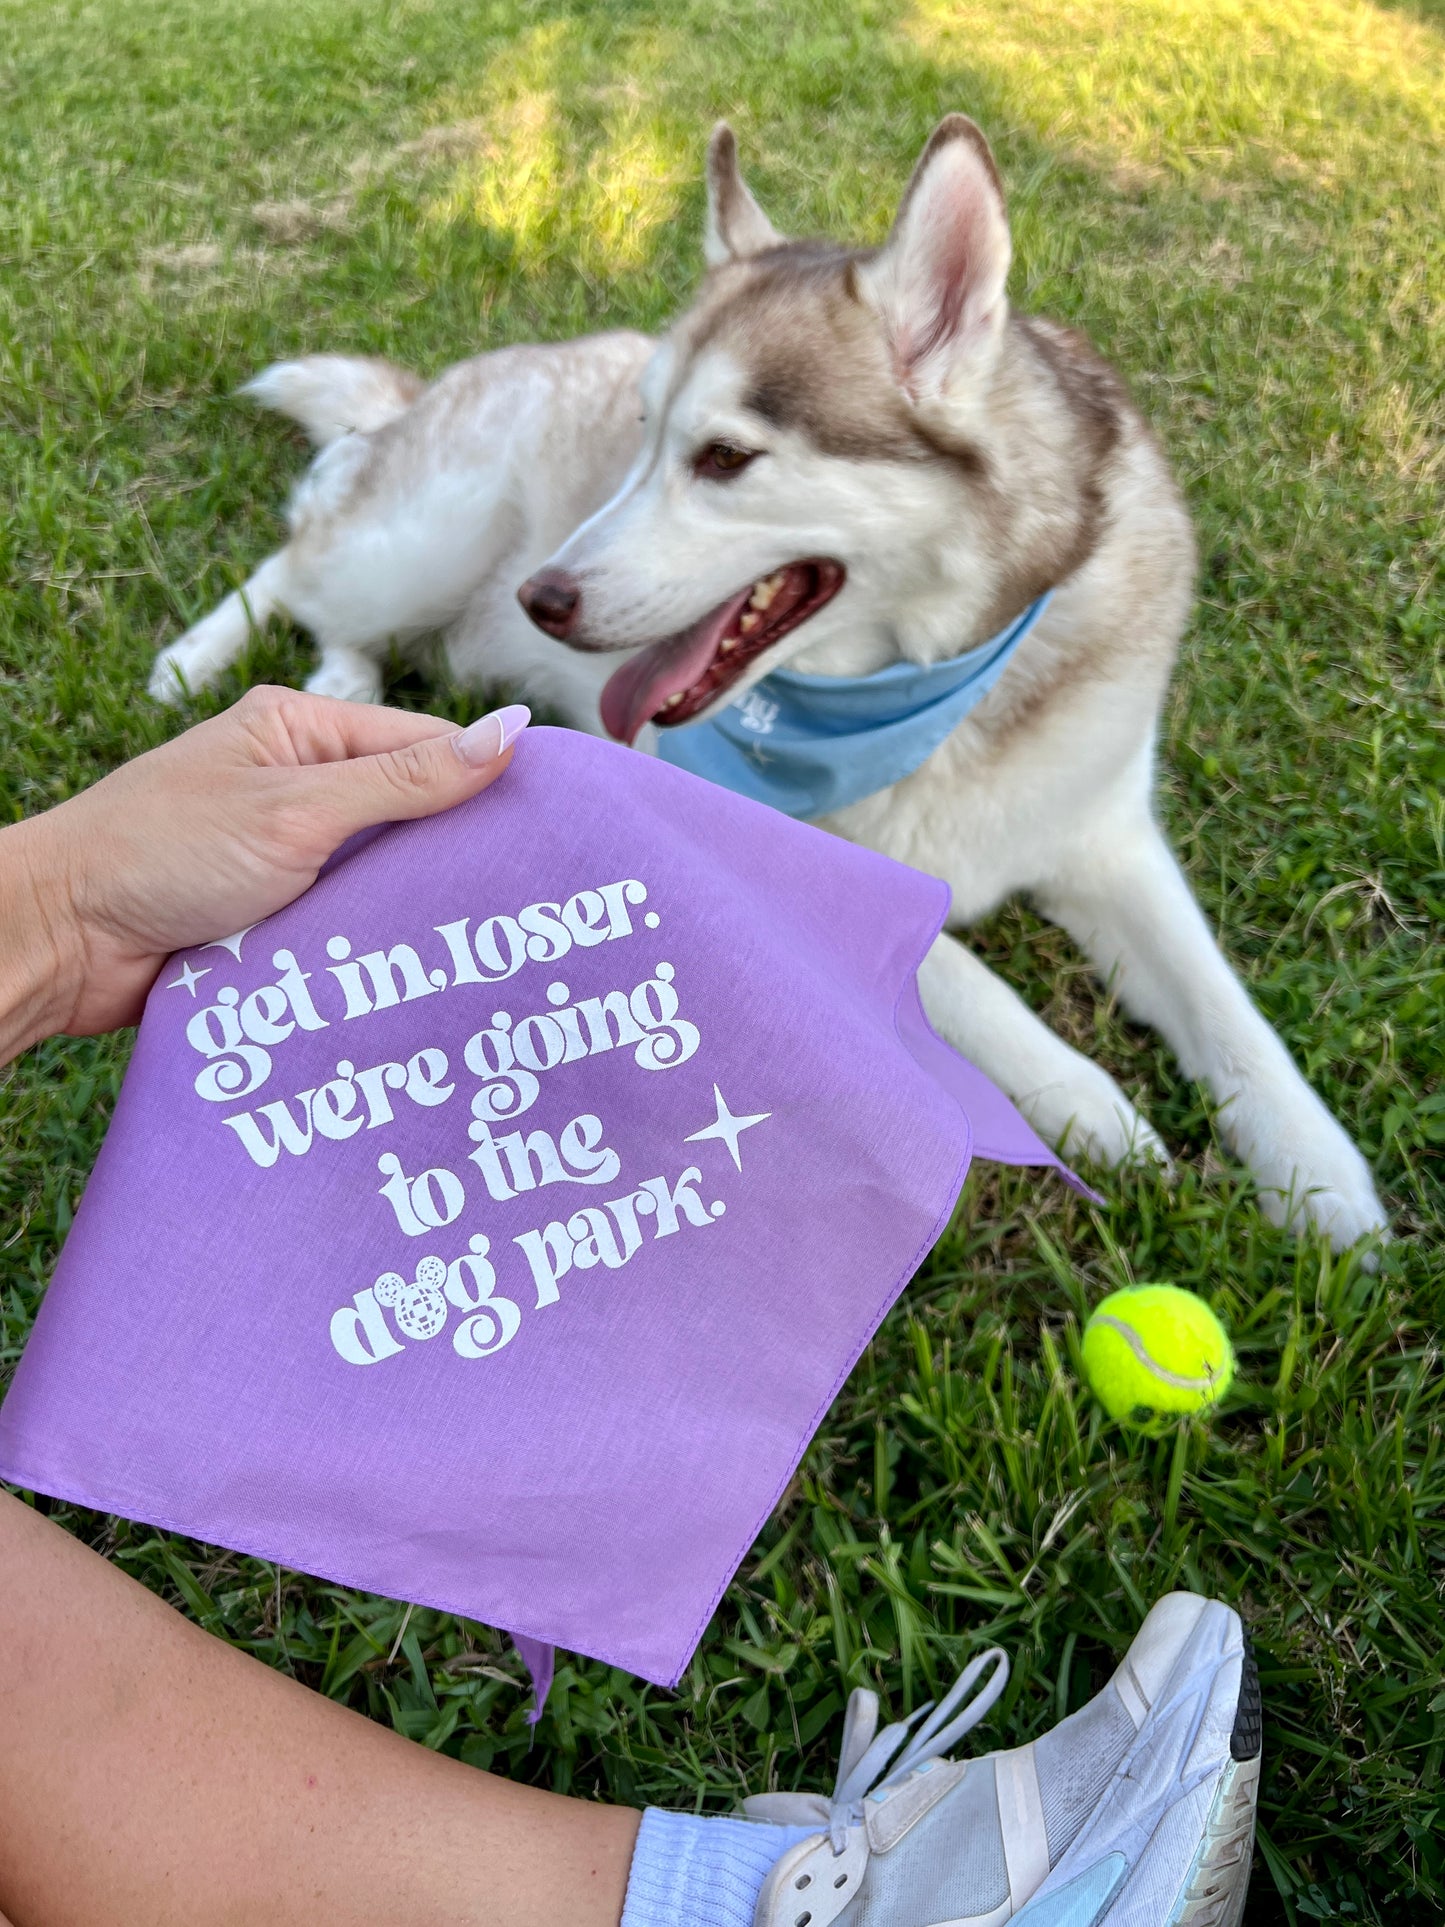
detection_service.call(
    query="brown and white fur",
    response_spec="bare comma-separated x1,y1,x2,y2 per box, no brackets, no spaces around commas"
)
149,118,1386,1250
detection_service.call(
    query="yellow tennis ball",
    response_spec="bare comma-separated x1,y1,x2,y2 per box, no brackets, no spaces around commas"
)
1081,1285,1233,1423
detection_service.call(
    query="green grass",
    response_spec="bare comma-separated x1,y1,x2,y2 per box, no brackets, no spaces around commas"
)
2,0,1443,1917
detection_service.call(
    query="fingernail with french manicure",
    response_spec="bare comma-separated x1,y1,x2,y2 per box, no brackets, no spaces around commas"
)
454,704,531,767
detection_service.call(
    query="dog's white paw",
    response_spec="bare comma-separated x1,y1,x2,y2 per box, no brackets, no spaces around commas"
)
148,642,202,705
1253,1130,1388,1254
1222,1083,1388,1254
304,654,384,704
1021,1067,1173,1174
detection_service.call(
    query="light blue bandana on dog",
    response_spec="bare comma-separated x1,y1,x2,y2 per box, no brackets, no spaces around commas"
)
656,593,1051,821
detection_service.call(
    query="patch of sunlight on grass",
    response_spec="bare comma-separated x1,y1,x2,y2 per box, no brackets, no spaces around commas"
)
420,22,686,277
1357,381,1445,484
590,123,691,271
905,0,1445,193
444,85,564,255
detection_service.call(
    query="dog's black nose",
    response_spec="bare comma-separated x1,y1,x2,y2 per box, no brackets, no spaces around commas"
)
518,568,581,639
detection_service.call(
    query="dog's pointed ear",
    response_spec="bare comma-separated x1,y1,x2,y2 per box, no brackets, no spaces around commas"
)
704,124,783,268
858,116,1011,401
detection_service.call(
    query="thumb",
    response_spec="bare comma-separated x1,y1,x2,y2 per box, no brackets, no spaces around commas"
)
300,703,532,843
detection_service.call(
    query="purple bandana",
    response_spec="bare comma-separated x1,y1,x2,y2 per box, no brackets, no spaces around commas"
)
0,729,1078,1693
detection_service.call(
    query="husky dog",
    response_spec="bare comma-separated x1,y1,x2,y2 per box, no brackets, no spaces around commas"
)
150,117,1386,1249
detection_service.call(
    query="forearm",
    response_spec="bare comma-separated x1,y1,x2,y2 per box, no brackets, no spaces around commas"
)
0,1492,636,1927
0,816,80,1068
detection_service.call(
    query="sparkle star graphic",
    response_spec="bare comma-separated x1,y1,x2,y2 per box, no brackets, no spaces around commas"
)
166,960,211,996
201,924,259,962
684,1085,771,1171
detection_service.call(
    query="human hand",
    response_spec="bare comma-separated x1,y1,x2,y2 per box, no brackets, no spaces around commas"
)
1,688,530,1059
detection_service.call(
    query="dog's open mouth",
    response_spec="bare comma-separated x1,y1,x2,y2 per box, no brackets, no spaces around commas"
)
599,559,845,745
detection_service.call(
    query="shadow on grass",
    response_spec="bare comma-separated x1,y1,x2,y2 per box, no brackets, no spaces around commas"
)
1366,0,1445,29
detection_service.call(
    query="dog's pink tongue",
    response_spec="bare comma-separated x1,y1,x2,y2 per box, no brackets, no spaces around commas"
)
600,593,747,744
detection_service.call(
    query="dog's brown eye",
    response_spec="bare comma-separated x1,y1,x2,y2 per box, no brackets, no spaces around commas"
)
695,441,758,480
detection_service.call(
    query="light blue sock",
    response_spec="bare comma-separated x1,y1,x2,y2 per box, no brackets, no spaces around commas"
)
621,1808,821,1927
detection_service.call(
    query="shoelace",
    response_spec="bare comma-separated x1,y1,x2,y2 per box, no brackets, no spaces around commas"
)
819,1646,1010,1852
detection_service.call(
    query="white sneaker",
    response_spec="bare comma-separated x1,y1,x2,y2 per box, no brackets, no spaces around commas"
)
747,1592,1260,1927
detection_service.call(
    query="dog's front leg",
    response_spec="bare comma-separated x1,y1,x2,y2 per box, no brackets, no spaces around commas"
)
1035,819,1387,1250
918,932,1171,1171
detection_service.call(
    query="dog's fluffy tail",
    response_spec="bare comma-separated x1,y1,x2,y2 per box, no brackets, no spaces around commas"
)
240,354,424,447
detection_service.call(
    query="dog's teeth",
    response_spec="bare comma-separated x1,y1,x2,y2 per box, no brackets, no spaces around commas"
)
749,572,786,612
720,634,740,652
662,692,684,708
738,611,760,635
